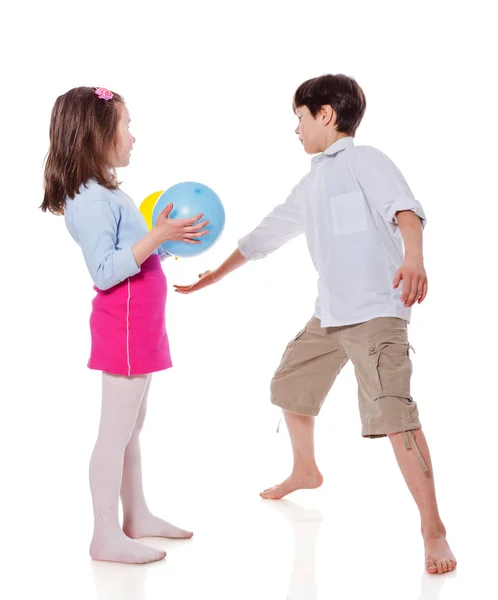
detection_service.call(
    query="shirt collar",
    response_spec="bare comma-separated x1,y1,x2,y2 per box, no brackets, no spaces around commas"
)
313,136,355,162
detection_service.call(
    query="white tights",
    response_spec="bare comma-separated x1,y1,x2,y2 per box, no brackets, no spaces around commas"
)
89,373,191,564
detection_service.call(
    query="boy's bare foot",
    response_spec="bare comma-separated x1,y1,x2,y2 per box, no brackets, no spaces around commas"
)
90,530,166,564
424,530,457,574
260,469,323,499
123,513,193,540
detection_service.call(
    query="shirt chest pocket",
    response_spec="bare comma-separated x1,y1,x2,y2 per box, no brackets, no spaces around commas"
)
331,191,368,236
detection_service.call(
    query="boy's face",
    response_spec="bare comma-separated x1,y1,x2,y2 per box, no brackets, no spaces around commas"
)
294,104,337,154
295,105,325,154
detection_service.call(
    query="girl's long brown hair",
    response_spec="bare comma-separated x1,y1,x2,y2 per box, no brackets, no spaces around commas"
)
41,86,124,215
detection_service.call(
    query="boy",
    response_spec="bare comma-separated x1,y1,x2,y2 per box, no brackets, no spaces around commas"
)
174,74,456,575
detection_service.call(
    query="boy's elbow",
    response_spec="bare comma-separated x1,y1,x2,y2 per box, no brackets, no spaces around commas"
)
395,210,423,227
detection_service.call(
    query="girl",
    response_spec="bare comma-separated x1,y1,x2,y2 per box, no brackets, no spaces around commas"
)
41,86,209,564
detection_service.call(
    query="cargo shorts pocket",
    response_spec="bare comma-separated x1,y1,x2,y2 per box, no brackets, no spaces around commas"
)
367,329,414,399
272,326,308,378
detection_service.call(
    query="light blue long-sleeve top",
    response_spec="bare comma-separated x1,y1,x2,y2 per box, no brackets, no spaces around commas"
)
64,179,169,291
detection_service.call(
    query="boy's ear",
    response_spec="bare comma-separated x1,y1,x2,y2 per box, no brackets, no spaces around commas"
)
320,105,337,128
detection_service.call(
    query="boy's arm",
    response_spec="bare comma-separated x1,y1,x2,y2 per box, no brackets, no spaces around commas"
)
353,147,428,307
174,248,247,294
236,180,304,261
396,210,424,261
174,180,305,294
394,210,428,307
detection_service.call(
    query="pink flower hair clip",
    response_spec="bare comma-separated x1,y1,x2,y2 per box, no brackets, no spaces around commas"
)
94,87,113,101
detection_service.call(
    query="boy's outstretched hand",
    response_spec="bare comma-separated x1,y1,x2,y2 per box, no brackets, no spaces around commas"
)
174,271,218,294
174,249,248,295
393,258,428,307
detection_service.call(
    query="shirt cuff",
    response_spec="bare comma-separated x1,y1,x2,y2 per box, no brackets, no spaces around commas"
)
113,245,141,281
157,246,172,261
388,199,427,237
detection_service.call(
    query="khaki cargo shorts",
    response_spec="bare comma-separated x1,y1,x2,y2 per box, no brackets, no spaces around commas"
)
270,316,422,439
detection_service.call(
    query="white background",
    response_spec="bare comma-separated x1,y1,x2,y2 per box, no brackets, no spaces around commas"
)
1,0,497,598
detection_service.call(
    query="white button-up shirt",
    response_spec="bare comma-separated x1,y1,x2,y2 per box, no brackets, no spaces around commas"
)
238,137,427,326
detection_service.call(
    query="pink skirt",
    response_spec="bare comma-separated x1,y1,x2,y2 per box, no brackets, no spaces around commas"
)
88,254,172,376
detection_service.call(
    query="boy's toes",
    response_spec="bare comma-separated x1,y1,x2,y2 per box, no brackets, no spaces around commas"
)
426,561,437,574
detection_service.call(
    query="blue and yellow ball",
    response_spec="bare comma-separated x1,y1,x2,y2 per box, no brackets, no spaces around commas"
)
139,182,225,258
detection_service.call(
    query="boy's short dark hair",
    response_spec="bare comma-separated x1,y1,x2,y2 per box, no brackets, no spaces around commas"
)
293,74,366,137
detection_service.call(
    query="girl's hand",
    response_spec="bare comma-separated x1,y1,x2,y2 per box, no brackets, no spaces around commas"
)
154,203,210,244
174,270,218,294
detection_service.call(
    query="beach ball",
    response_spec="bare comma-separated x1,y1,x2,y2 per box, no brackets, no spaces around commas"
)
152,182,225,257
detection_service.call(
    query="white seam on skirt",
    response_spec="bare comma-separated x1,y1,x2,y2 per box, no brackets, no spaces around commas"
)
126,278,131,376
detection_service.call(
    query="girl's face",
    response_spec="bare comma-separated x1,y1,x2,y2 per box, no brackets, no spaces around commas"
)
111,103,136,168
